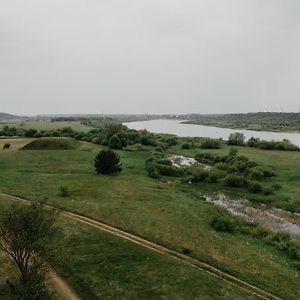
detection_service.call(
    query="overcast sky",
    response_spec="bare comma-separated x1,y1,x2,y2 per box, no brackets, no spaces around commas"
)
1,0,300,115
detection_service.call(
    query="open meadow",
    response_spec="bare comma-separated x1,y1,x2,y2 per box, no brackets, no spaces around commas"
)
0,134,300,299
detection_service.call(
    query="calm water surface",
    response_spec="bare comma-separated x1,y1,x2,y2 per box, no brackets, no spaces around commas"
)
124,119,300,147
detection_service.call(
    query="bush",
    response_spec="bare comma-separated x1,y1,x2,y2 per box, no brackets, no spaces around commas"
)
247,168,264,180
228,147,238,156
247,181,262,193
228,132,245,146
108,135,123,149
58,186,70,197
94,149,122,175
181,143,192,149
224,175,246,187
208,169,226,183
199,138,221,149
146,163,160,178
157,164,185,177
263,187,274,196
191,169,209,182
272,183,282,191
210,215,235,233
3,143,10,149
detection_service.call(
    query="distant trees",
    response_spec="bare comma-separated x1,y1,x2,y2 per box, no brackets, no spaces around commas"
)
94,149,122,175
0,203,58,299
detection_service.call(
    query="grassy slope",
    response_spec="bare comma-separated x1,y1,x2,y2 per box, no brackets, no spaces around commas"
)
0,201,257,300
0,140,299,298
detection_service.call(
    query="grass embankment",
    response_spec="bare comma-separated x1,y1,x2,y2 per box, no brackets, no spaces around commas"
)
21,138,81,150
0,139,299,298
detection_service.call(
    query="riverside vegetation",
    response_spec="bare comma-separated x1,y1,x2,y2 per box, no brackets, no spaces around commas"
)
0,120,300,299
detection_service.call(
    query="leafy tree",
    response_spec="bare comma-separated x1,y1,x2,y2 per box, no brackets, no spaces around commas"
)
0,203,58,299
94,149,122,175
228,132,245,146
24,129,38,137
108,135,123,149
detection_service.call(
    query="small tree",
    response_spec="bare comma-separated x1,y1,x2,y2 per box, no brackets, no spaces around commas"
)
94,149,122,175
0,203,58,299
228,132,245,146
108,135,123,149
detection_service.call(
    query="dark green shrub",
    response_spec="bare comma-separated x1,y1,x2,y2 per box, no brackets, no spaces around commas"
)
191,169,209,182
3,143,10,149
248,181,263,193
94,149,122,175
208,169,226,183
108,135,123,149
263,187,274,195
210,215,235,233
228,132,245,146
272,183,282,191
228,147,238,156
181,143,192,149
200,138,221,149
58,186,70,197
224,175,246,187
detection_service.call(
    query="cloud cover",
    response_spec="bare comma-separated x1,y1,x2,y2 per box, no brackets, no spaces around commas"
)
1,0,300,114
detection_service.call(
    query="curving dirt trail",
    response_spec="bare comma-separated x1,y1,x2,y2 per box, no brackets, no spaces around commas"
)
0,192,282,300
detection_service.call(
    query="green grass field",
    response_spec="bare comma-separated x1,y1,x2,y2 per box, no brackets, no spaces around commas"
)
0,138,300,299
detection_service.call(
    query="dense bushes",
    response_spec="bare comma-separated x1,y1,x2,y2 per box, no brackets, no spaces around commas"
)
199,138,222,149
247,138,299,151
145,152,186,178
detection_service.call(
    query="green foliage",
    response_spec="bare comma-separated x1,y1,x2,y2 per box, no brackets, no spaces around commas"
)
3,143,11,149
0,203,57,299
181,142,192,149
224,175,246,187
108,135,123,149
228,147,238,156
190,169,209,182
210,215,235,233
228,132,245,146
94,149,122,175
247,181,262,193
199,138,221,149
59,185,70,197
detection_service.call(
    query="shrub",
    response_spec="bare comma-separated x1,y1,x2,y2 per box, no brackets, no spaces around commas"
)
181,143,192,149
228,147,238,156
191,169,209,182
210,215,235,233
157,164,185,177
146,163,160,178
272,183,282,191
224,175,246,187
58,186,70,197
247,181,262,193
247,168,264,180
108,135,123,149
263,187,274,196
3,143,10,149
208,169,226,183
199,138,221,149
228,132,245,146
94,149,122,175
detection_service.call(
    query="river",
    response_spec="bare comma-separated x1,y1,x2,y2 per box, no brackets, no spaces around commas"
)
124,119,300,147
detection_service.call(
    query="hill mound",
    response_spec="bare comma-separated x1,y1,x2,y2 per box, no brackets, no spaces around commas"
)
21,138,80,150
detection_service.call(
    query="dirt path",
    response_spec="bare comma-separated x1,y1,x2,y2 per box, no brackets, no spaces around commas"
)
0,192,282,300
50,270,81,300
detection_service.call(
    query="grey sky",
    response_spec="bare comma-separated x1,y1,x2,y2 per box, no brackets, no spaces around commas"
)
1,0,300,115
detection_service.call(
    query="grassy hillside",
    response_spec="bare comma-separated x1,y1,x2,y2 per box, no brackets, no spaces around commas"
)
0,139,299,298
21,137,81,150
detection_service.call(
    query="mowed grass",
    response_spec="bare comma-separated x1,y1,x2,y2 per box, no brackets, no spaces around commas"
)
0,200,258,300
0,140,299,298
0,120,93,132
